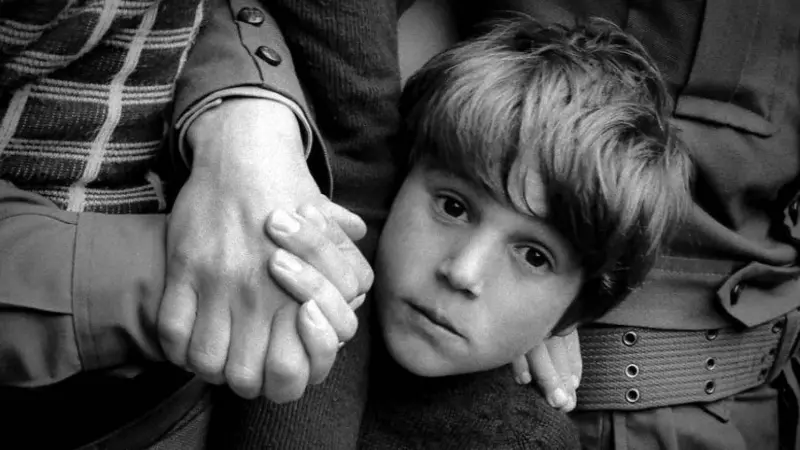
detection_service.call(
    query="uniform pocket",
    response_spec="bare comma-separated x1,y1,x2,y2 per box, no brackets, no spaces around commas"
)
672,0,793,137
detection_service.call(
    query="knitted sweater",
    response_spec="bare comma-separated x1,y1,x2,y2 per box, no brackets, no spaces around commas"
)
359,348,581,450
0,0,203,214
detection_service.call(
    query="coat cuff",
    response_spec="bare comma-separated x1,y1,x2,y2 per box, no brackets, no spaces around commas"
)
72,212,167,372
174,87,314,168
172,0,332,196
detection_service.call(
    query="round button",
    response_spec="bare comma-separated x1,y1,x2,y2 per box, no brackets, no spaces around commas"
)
705,380,716,394
705,357,716,371
625,388,640,403
622,331,638,346
772,319,785,334
256,46,282,66
705,329,718,341
625,364,639,378
237,7,265,26
730,283,743,305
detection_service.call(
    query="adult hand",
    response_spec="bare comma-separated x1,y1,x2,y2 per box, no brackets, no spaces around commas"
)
511,329,582,412
157,98,371,401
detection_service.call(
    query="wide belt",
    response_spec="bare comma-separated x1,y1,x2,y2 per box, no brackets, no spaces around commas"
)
575,317,796,411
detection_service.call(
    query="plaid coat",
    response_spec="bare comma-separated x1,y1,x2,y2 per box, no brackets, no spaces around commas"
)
0,0,204,214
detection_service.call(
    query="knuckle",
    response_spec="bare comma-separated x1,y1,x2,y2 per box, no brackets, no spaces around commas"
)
187,348,225,379
225,365,261,399
307,275,331,302
167,246,194,271
265,352,306,384
265,382,305,404
305,233,333,259
157,318,191,349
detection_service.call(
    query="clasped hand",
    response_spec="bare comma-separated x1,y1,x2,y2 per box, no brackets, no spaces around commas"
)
157,98,372,402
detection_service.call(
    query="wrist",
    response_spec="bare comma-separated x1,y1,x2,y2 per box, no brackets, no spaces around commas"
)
188,98,306,171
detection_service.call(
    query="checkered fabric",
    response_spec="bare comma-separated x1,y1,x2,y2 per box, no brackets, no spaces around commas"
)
0,0,203,214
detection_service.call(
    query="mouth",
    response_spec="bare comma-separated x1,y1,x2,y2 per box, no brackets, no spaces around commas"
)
405,300,465,338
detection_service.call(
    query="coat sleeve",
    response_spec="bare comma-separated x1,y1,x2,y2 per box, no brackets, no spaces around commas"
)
172,0,332,195
0,181,166,387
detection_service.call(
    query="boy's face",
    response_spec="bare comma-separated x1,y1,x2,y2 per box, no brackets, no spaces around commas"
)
375,164,583,377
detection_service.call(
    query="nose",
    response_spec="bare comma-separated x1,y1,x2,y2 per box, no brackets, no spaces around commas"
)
436,235,493,298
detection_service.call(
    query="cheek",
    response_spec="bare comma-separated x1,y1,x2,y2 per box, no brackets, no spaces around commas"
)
479,279,578,358
376,206,431,286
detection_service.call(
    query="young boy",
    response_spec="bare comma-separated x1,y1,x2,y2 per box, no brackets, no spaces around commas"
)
268,17,692,448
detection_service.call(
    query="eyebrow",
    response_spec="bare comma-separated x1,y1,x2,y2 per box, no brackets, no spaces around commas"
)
425,166,547,216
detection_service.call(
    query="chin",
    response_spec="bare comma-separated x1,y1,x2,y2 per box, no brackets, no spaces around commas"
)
380,326,460,377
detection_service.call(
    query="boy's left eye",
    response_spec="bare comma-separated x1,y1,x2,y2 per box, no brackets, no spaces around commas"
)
521,247,552,271
435,195,468,220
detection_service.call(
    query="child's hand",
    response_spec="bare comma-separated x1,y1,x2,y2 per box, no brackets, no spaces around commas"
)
265,204,373,386
511,330,582,412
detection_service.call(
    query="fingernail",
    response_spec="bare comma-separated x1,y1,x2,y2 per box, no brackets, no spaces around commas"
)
305,300,326,328
549,388,568,408
571,375,580,390
349,294,366,310
338,341,346,350
270,209,300,234
273,249,302,272
299,205,326,230
519,371,532,385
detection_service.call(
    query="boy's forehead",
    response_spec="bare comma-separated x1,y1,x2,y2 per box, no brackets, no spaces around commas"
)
507,166,549,219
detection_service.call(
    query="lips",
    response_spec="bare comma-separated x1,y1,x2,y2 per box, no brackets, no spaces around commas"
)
406,300,464,338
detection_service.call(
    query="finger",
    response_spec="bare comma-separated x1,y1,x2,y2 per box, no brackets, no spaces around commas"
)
266,209,361,304
185,279,232,385
564,329,583,389
350,294,366,311
315,201,367,241
526,344,570,410
223,287,272,400
546,337,577,412
510,355,533,385
269,249,358,342
158,267,198,368
297,300,339,385
263,302,310,403
297,204,374,299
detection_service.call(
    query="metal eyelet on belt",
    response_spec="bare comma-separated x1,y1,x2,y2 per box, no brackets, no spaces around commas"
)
625,388,640,403
705,357,716,371
704,380,716,394
705,329,718,341
625,364,639,378
622,331,638,346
